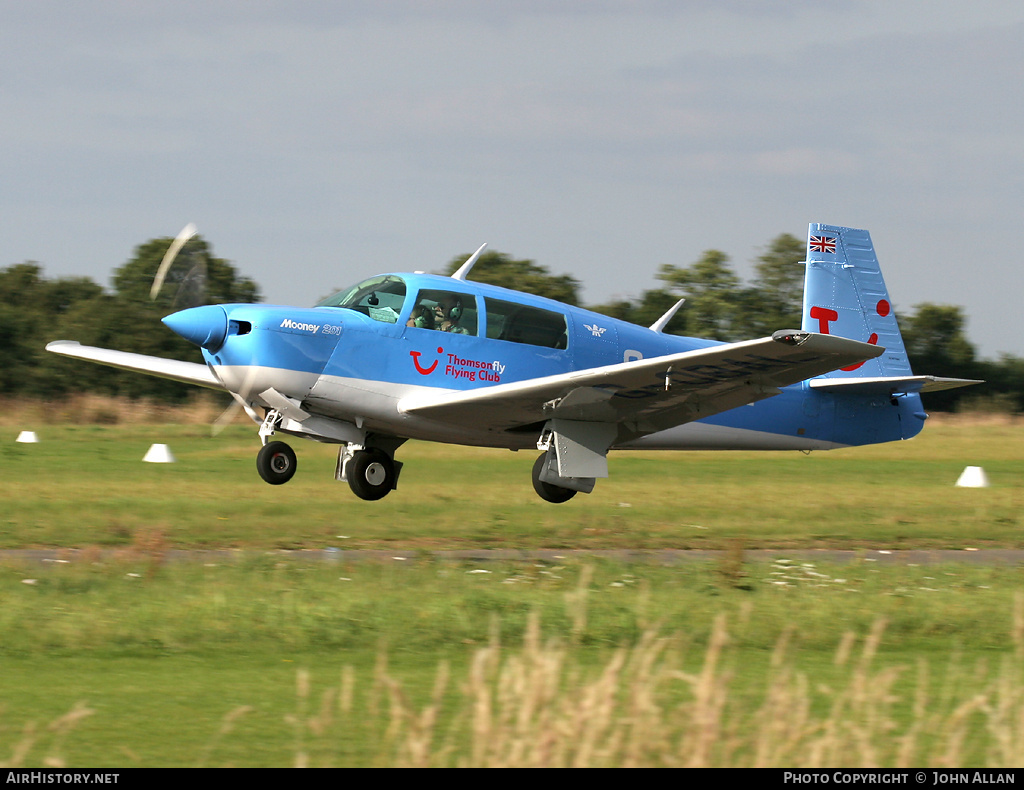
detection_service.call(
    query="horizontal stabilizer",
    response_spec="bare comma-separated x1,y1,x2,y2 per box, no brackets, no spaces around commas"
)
46,341,224,390
809,375,983,394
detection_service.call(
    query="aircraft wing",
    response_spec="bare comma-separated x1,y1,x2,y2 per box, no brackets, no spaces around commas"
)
399,331,883,442
46,341,225,390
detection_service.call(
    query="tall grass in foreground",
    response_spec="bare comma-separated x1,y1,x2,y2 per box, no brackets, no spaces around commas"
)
6,565,1024,767
284,611,1024,767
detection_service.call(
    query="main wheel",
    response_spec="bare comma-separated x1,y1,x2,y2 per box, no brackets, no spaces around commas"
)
347,449,395,501
256,441,297,485
531,453,576,503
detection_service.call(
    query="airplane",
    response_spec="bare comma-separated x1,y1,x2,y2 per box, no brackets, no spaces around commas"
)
46,223,980,503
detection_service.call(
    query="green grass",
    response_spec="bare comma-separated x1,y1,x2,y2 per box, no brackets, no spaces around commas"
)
3,418,1022,550
2,414,1023,766
2,557,1024,766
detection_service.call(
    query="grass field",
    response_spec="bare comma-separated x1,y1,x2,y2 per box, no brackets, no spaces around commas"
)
3,409,1022,551
2,403,1023,766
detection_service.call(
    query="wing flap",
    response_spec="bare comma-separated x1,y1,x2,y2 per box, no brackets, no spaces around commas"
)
46,340,224,390
399,331,883,439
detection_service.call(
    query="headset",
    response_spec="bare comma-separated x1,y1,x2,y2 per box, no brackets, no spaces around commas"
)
410,305,435,329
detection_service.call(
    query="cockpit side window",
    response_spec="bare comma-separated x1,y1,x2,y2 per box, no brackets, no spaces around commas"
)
406,289,478,336
484,298,567,349
315,276,407,324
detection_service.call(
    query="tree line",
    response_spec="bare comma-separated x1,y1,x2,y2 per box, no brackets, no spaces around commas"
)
2,235,257,402
3,232,1019,412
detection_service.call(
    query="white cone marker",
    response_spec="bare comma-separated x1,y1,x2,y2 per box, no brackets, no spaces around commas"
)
143,444,176,463
955,466,989,488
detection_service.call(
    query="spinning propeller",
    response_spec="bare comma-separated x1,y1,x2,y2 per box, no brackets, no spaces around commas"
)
153,224,257,434
149,223,210,311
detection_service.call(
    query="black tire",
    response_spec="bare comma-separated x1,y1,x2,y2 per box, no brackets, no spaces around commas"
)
347,449,395,501
256,441,297,485
531,453,577,503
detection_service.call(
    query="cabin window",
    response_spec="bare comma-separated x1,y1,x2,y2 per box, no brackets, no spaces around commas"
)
406,289,478,336
484,298,568,349
315,276,407,324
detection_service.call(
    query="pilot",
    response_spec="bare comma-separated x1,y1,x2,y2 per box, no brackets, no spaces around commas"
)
434,296,468,334
406,305,436,330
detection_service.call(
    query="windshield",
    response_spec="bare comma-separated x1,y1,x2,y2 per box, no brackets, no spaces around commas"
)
315,275,407,323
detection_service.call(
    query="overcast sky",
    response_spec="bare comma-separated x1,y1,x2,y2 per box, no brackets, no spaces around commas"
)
4,1,1022,358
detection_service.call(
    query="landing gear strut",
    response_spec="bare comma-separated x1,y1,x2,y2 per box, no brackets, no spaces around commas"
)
256,441,297,485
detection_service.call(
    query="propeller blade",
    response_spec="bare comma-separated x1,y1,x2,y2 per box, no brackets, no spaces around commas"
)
171,258,208,312
211,362,261,436
151,223,198,301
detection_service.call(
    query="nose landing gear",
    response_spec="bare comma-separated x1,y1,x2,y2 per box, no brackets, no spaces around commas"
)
256,440,297,485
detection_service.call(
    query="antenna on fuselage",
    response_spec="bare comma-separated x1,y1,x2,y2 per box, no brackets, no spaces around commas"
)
649,298,686,334
450,243,488,281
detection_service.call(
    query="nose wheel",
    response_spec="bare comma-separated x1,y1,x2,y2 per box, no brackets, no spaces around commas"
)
256,441,297,485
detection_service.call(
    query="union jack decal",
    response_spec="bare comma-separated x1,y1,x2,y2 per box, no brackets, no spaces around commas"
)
809,235,837,254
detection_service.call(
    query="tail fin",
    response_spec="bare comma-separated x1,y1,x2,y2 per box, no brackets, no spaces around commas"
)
801,224,913,379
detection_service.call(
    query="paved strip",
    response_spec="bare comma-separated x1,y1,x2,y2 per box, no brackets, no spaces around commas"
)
2,548,1023,565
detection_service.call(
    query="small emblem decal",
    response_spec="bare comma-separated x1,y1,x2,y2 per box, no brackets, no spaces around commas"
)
584,323,606,337
809,235,837,254
410,347,443,375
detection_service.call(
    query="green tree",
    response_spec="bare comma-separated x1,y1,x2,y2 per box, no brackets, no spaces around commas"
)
750,233,806,333
902,303,977,370
656,250,741,340
590,288,686,334
970,355,1024,413
0,263,105,395
25,234,261,401
441,251,581,306
112,234,260,310
901,303,982,411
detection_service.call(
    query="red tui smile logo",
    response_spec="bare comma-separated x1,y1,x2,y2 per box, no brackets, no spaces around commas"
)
410,347,443,375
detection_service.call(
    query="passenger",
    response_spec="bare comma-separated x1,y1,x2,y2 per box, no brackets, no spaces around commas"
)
435,296,469,334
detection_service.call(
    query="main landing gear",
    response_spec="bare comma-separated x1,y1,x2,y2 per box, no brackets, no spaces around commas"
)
531,453,577,504
343,448,397,501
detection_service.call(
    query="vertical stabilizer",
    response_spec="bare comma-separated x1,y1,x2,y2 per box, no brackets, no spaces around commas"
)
801,224,913,379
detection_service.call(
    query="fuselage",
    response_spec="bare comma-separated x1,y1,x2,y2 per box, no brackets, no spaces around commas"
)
178,271,925,452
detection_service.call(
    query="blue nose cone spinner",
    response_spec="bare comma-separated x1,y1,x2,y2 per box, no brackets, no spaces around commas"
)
162,305,229,350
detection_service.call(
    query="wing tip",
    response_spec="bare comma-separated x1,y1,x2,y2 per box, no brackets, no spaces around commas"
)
45,340,81,351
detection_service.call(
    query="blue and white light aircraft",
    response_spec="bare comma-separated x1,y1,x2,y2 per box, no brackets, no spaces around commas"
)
47,224,979,503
